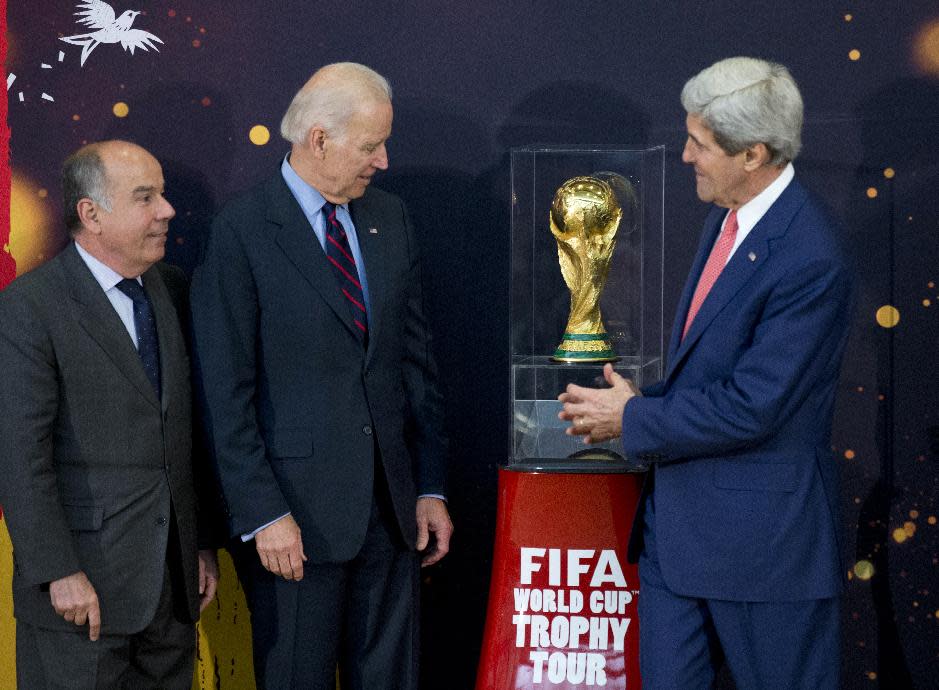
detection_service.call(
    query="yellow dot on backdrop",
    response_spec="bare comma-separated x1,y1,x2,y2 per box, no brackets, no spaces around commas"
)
113,102,129,117
866,187,878,199
249,125,270,146
892,528,908,543
845,14,853,22
912,20,939,77
37,189,48,198
923,299,931,307
883,168,895,178
910,510,919,519
853,560,874,580
904,521,916,537
849,49,861,61
844,449,856,459
928,516,937,525
9,173,55,276
868,672,877,681
876,305,900,328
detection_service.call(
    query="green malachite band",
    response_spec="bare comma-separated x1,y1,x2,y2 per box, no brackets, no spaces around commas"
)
552,349,618,360
560,333,609,342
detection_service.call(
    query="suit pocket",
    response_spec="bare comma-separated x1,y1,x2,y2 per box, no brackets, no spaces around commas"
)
713,461,797,492
62,504,105,531
267,429,314,459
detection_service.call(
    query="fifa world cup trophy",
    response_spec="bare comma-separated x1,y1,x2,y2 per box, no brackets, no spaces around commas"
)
550,175,623,362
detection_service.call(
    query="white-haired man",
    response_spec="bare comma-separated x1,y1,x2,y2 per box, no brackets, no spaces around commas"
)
560,57,853,688
190,63,452,689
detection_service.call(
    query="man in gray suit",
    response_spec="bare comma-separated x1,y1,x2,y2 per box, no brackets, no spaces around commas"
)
191,63,452,690
0,140,219,689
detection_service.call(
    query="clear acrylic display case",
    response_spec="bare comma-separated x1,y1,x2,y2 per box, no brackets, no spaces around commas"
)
510,147,664,470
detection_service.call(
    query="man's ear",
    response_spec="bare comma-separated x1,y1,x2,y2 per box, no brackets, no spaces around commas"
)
308,126,328,159
743,143,772,171
76,198,101,234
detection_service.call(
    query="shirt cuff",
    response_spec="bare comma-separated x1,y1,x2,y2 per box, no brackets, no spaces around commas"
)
241,512,291,542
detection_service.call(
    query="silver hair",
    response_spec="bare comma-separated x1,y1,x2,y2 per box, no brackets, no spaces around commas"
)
681,57,803,165
280,62,392,145
62,143,113,235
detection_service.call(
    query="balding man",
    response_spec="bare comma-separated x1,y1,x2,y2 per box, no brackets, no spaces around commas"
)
560,57,854,688
0,140,219,689
191,63,452,689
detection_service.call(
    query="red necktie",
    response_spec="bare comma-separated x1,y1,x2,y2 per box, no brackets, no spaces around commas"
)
322,202,368,341
682,209,739,340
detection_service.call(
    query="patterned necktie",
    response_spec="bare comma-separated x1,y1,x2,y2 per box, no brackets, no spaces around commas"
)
115,278,162,398
682,209,739,340
322,202,368,342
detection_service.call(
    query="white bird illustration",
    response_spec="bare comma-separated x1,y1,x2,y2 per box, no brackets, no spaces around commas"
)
60,0,163,67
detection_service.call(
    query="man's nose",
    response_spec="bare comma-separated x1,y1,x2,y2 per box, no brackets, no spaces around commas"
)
159,196,176,220
681,139,693,164
372,144,389,170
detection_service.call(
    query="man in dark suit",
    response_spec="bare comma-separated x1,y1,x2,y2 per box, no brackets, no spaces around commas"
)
0,140,219,688
190,62,452,690
560,57,854,689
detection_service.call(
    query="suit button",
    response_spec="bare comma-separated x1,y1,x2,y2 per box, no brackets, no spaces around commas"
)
156,515,167,526
362,425,373,436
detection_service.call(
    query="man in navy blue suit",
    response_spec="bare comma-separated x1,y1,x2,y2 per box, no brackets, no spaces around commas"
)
560,57,854,689
191,64,452,689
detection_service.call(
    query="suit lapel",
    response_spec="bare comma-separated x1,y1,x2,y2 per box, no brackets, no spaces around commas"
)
351,196,387,359
664,180,808,383
62,244,161,409
142,267,184,413
265,175,360,340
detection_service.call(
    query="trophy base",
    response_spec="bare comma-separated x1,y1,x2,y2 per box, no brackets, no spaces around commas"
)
551,332,619,363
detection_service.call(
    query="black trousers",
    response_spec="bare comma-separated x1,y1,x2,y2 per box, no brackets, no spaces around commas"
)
235,485,420,690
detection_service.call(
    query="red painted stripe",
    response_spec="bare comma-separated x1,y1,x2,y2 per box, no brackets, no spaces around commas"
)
341,288,367,313
326,255,362,289
326,233,355,265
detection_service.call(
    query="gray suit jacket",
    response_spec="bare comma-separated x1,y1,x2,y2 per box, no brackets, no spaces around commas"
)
0,242,207,634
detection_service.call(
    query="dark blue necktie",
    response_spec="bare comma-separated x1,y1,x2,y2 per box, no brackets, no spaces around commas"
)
322,202,368,343
116,278,161,398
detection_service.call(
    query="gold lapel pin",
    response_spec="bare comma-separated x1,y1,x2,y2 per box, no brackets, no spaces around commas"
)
748,251,756,262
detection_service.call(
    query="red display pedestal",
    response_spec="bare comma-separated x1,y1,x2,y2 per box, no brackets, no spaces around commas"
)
476,465,644,690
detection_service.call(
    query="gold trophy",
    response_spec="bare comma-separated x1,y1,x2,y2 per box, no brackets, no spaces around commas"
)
550,174,628,362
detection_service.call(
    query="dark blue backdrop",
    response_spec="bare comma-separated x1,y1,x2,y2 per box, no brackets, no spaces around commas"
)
6,2,938,687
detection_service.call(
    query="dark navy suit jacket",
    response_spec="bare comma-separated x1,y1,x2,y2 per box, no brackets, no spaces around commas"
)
190,172,447,562
624,177,854,602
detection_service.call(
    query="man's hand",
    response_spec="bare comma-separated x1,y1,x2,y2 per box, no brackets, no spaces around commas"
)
255,514,307,581
416,497,453,567
198,549,220,612
558,363,640,443
49,571,100,641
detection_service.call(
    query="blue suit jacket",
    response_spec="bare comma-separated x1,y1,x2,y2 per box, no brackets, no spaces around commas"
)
624,177,854,602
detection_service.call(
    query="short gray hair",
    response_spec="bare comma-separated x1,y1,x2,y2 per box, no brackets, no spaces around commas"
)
62,143,112,235
280,62,392,145
681,57,803,165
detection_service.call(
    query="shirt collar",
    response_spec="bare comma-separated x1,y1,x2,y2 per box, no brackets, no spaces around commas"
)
735,162,795,234
280,155,348,218
73,240,140,290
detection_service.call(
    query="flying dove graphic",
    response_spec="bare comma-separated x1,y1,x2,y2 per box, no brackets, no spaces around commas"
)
60,0,164,67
